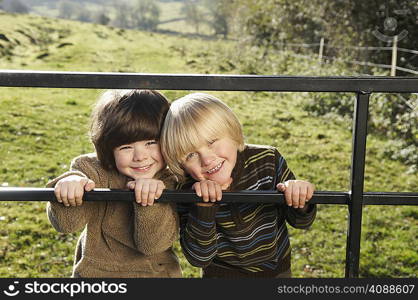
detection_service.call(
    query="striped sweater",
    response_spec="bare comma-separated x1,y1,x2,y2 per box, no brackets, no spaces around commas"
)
177,144,317,278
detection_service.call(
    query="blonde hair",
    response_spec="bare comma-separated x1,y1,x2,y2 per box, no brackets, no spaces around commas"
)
161,93,244,180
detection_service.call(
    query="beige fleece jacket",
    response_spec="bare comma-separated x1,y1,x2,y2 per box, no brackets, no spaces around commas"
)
46,153,182,278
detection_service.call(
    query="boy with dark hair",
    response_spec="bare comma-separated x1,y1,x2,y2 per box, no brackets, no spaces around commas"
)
47,89,182,278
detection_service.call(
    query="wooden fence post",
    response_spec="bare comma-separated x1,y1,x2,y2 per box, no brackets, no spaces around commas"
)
391,35,398,76
318,37,324,62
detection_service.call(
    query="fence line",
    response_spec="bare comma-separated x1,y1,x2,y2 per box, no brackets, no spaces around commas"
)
288,52,418,75
321,56,418,76
277,37,418,76
289,52,391,69
277,41,418,54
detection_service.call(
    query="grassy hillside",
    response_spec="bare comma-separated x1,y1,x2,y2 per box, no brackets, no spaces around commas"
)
0,12,416,278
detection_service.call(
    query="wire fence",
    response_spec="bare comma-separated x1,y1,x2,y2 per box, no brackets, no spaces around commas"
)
276,37,418,76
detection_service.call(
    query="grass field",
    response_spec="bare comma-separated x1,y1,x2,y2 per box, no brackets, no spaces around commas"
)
0,11,416,278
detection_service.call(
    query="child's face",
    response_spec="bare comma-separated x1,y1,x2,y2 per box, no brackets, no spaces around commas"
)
113,140,165,180
182,137,238,188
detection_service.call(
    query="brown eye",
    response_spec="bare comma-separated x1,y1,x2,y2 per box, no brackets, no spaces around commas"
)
146,140,158,146
119,145,131,150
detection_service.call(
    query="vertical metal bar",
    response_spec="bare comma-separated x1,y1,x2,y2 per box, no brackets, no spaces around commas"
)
345,92,370,277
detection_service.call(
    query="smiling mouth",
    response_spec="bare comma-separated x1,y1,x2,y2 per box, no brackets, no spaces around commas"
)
206,161,224,174
132,163,154,172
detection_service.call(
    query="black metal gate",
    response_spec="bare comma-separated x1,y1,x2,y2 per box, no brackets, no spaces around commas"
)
0,71,417,278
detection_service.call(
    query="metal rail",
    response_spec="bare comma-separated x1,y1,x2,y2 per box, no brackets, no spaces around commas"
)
1,188,417,205
1,70,418,92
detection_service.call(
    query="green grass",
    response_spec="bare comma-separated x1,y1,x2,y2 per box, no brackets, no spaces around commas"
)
0,12,417,278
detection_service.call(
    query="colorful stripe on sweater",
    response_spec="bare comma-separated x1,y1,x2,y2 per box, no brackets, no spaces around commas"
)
177,144,317,276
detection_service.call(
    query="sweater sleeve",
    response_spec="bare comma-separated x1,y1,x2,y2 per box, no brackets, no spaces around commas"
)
274,148,317,229
45,155,99,233
133,202,179,255
132,169,180,255
178,203,219,268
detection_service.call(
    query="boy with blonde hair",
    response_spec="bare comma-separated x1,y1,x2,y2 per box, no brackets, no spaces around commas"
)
161,93,316,278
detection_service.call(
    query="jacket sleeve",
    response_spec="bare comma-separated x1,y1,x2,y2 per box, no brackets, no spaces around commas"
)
45,155,99,233
274,148,317,229
133,202,180,255
178,203,219,268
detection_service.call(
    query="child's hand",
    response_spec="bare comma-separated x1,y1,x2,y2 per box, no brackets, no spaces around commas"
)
54,175,95,207
193,180,222,205
127,179,165,206
276,180,314,209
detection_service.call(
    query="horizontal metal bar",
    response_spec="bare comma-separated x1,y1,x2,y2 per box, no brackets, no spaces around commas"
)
0,188,417,205
1,70,418,92
0,188,347,204
363,192,418,205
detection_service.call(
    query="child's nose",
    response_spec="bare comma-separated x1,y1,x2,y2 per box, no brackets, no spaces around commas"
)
200,150,215,166
133,149,147,161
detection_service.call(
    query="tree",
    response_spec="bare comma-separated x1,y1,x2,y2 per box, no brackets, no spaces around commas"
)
232,0,418,69
111,2,133,29
76,10,91,23
58,1,78,19
132,0,160,31
92,11,111,26
2,0,29,14
182,0,205,34
234,0,323,48
203,0,232,37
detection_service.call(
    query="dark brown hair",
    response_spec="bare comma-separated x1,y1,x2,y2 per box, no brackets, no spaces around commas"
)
90,89,170,170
